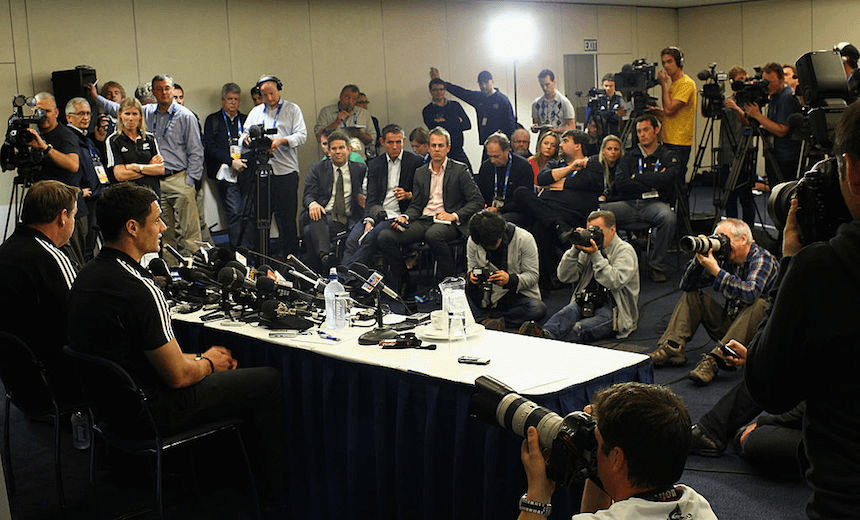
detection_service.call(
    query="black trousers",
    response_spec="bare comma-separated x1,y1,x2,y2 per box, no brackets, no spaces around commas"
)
377,218,459,287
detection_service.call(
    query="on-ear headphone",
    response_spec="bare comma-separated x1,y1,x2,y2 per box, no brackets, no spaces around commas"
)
256,75,283,91
666,46,684,68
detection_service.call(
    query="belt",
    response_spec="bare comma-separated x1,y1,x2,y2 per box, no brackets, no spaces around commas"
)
163,168,185,178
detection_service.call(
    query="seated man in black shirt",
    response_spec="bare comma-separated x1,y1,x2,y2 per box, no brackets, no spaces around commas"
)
474,132,534,225
0,180,81,410
68,182,286,502
602,114,682,282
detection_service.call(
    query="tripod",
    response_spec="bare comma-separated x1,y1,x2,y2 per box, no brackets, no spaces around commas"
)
254,159,273,259
690,112,721,182
3,174,33,240
712,120,764,230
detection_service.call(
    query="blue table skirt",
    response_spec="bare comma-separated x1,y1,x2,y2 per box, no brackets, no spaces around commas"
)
175,321,653,519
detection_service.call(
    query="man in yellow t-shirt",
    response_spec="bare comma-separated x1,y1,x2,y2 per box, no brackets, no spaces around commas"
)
649,47,697,177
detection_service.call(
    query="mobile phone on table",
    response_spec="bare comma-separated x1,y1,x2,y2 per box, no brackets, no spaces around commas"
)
458,356,490,365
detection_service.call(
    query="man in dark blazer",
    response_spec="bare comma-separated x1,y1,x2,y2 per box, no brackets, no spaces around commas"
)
300,131,367,273
474,131,534,225
342,124,423,268
203,83,249,252
377,126,483,292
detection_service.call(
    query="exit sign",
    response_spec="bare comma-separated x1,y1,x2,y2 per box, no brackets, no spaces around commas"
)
584,39,597,52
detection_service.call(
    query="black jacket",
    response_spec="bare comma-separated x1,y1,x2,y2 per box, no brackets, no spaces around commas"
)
364,150,423,221
405,158,483,235
203,109,247,180
608,144,681,203
475,152,534,207
301,159,367,223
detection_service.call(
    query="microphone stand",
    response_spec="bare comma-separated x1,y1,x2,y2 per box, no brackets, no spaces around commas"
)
357,285,399,345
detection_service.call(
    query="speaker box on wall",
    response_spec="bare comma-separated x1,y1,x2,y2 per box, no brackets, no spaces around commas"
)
51,65,97,120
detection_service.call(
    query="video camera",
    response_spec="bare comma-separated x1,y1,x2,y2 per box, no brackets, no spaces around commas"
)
697,63,728,118
614,59,659,114
246,123,277,161
792,50,853,155
679,232,732,262
470,376,599,488
732,68,770,109
768,157,852,246
0,95,48,179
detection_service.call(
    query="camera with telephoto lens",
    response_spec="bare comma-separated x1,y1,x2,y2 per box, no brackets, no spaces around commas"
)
571,225,605,249
768,157,852,246
679,233,732,262
1,95,48,178
469,375,599,488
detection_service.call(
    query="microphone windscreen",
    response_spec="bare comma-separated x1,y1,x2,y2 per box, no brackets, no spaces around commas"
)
224,260,248,276
256,276,275,294
217,266,242,290
212,247,234,270
148,257,171,278
260,299,280,318
258,264,273,276
351,262,371,279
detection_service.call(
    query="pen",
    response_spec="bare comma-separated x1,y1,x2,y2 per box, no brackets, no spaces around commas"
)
318,330,340,341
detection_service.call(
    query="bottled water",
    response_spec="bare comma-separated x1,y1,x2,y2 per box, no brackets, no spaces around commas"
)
324,268,347,330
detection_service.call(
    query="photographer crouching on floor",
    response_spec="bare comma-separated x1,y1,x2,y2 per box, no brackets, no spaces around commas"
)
517,382,717,519
648,218,778,385
518,210,640,343
465,209,546,330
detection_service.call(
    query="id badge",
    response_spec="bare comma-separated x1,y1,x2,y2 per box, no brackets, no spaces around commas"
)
230,140,241,160
492,197,505,209
94,164,109,184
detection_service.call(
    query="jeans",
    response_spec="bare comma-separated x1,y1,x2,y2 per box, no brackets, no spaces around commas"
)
601,199,676,273
342,220,388,268
542,301,614,343
465,284,546,327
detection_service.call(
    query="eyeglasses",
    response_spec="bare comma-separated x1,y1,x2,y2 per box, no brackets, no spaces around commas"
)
68,111,91,117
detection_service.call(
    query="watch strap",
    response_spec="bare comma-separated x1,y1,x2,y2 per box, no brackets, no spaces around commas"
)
519,493,552,516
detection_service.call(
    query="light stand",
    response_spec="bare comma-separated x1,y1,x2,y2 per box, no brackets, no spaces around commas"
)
513,60,519,119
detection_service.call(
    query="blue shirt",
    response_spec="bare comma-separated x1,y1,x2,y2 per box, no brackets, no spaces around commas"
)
443,83,516,143
766,86,801,161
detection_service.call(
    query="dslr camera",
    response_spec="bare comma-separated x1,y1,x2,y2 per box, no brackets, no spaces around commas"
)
470,375,599,488
679,232,732,262
470,266,495,308
768,157,852,246
571,225,605,249
1,95,48,178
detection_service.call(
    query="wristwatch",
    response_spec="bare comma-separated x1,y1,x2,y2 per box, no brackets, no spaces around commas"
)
519,493,552,517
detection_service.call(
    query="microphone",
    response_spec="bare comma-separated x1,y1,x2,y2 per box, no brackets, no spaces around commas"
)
350,263,402,302
217,266,255,291
224,260,248,277
286,253,324,281
287,268,327,292
148,256,172,279
163,243,186,264
178,266,221,287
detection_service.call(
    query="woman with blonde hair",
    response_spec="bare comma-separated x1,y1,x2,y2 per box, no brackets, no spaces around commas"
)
528,131,559,185
598,134,622,201
105,97,164,195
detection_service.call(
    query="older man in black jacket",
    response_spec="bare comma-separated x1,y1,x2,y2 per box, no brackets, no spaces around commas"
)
377,127,483,292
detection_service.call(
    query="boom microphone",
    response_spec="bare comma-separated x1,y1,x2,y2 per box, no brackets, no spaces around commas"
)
178,266,221,287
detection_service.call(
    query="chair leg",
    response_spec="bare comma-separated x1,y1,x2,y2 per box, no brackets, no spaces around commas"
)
3,395,14,497
233,428,261,519
156,447,164,520
53,407,66,514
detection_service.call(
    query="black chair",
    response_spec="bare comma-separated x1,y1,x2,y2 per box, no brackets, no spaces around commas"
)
62,345,260,519
0,331,84,515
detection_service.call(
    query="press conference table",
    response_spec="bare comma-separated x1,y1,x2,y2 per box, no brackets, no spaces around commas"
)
172,312,653,520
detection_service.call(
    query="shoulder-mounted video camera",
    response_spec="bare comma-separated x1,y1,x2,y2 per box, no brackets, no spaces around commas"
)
1,95,48,178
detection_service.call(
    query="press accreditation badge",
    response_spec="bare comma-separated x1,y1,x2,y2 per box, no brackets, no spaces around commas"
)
94,164,109,184
492,197,505,209
230,139,241,160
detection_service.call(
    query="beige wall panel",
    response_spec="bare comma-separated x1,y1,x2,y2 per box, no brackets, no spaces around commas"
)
0,0,14,63
679,3,743,75
811,0,860,51
23,0,137,95
634,7,676,63
556,4,599,56
131,0,232,119
597,54,634,83
741,0,811,69
596,5,633,55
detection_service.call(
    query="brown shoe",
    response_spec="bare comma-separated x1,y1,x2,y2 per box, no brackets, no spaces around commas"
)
648,342,687,367
518,321,545,338
688,355,720,386
481,317,506,331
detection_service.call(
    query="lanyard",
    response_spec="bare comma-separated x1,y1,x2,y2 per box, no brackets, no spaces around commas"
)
222,109,243,140
340,103,358,128
637,157,662,176
266,102,283,130
153,108,177,137
494,154,513,198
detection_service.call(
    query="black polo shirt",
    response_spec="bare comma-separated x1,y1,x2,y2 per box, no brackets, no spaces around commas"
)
36,123,82,186
0,226,78,408
68,247,174,396
106,130,162,195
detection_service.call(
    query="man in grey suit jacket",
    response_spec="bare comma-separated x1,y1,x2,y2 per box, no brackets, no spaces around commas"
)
377,127,483,293
300,131,366,273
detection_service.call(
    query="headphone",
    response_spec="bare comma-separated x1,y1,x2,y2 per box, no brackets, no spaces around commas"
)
665,46,684,68
255,75,282,91
834,42,859,69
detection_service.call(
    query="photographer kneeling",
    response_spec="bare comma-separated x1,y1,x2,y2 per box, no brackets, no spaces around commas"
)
518,210,639,343
518,382,717,519
466,209,546,330
648,218,778,385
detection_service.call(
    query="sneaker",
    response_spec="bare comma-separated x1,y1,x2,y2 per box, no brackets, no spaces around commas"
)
481,317,506,331
648,342,686,366
648,268,667,283
690,424,725,457
688,354,720,385
518,321,545,338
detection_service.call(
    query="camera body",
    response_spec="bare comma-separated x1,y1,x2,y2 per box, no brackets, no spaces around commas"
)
470,376,599,488
1,95,48,177
768,157,852,245
571,225,605,249
246,123,277,161
732,77,770,109
614,59,660,114
679,232,732,262
471,266,495,307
